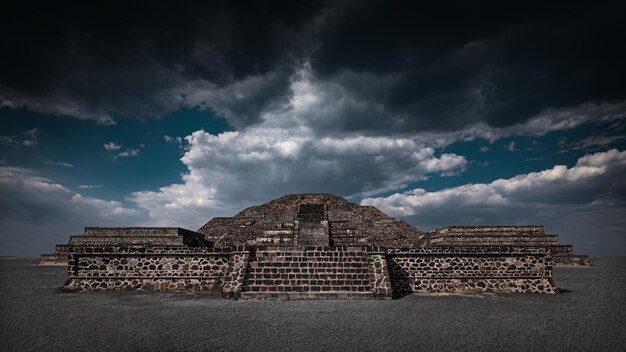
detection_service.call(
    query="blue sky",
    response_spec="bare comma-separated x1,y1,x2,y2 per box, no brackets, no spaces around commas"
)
3,106,622,204
1,1,625,256
1,107,231,200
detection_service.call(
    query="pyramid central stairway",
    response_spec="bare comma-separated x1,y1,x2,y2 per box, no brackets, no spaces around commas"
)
240,246,389,299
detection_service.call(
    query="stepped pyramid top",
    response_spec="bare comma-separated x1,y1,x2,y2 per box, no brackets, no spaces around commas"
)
198,193,423,247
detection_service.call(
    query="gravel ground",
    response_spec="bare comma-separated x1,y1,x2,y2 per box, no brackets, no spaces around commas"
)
1,257,624,352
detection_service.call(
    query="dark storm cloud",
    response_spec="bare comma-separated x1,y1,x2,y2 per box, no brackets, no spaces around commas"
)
1,1,321,87
313,0,626,130
1,0,624,131
0,1,324,123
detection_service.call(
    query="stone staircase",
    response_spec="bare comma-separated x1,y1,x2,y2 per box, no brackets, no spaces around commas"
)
296,203,329,247
240,247,376,299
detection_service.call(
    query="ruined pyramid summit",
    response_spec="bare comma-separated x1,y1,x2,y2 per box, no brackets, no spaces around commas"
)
198,193,424,248
42,193,588,299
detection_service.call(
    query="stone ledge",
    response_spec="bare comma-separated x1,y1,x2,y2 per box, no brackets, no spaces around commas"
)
387,246,549,254
69,275,223,279
69,246,232,254
240,291,376,300
554,255,590,265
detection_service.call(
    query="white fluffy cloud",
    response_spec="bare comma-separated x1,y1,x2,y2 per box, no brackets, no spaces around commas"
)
128,64,626,231
0,166,142,255
130,126,467,228
115,149,140,158
361,149,626,255
363,149,626,215
103,142,122,151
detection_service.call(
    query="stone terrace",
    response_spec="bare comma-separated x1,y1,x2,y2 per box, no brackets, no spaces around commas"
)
41,193,586,298
426,226,589,265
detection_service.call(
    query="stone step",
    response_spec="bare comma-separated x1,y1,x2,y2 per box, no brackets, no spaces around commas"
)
246,273,369,281
256,247,368,253
255,254,368,260
297,214,326,220
256,251,368,256
263,230,294,236
243,284,371,292
245,278,370,286
245,277,370,284
257,251,368,256
240,291,374,300
246,268,368,275
255,257,368,262
247,267,369,274
254,258,368,264
253,262,368,269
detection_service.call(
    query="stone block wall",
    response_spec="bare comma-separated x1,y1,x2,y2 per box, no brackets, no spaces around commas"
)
41,227,212,266
221,246,251,299
60,244,560,297
434,226,545,235
426,226,589,266
39,245,70,265
68,227,210,247
428,235,559,246
64,246,230,292
240,246,382,299
387,247,557,294
367,247,392,298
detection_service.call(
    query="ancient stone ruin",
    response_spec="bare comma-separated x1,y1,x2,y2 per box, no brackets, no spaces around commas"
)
41,193,588,299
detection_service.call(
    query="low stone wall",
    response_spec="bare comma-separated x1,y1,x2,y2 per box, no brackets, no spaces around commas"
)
429,235,559,246
387,247,557,294
367,247,392,298
553,255,589,265
426,227,589,266
64,246,230,292
62,245,559,297
221,246,251,299
68,227,210,247
435,226,545,235
239,246,387,299
39,245,70,265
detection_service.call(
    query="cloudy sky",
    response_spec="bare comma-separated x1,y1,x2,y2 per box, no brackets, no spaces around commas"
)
1,1,625,256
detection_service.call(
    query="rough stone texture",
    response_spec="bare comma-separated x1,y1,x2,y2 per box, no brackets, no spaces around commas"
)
221,246,250,299
387,247,557,294
39,244,69,265
295,203,330,247
367,247,392,298
41,193,588,298
40,227,211,266
69,227,210,247
198,193,424,247
426,226,589,265
64,246,230,292
240,246,376,299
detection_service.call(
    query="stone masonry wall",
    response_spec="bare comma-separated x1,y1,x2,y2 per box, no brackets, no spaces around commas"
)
62,245,559,297
387,247,557,294
40,245,70,265
428,235,560,246
367,247,392,298
221,246,250,299
240,246,380,299
64,246,230,292
427,226,589,266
